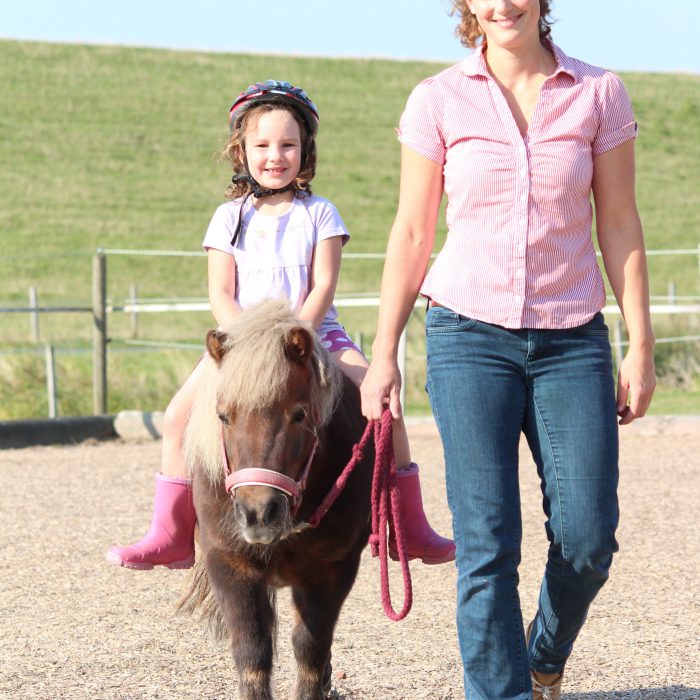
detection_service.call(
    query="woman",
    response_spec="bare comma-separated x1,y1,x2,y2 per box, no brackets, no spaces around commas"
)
360,1,656,698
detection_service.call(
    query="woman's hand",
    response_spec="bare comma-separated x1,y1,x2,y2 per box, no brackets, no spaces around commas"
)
616,345,656,424
360,355,403,421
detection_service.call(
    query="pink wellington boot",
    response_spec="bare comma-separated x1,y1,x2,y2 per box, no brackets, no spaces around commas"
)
106,473,196,570
389,463,455,565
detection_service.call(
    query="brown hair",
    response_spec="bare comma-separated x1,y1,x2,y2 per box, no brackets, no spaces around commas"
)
451,1,554,49
221,99,317,200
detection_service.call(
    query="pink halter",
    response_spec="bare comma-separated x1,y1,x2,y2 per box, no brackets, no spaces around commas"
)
221,426,319,515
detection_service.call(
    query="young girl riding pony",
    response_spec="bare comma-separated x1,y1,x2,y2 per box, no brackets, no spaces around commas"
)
107,80,454,570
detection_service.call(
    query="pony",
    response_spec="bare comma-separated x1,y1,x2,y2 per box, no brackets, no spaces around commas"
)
180,299,374,700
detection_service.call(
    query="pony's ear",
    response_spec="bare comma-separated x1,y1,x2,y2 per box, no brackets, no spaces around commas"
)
286,327,313,365
206,329,229,364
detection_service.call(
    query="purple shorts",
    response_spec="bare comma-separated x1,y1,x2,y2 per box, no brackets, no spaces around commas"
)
319,327,362,354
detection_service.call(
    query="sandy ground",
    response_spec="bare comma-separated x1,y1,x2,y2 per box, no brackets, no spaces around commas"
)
1,419,699,700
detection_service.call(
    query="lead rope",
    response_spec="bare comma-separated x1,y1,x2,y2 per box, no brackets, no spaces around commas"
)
306,409,413,621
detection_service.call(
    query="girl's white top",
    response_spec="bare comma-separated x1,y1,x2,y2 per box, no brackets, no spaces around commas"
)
202,194,349,324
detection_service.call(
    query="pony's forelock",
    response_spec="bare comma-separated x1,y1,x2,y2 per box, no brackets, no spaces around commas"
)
184,299,342,482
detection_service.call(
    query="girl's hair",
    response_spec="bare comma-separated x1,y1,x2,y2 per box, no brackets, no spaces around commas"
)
221,99,317,200
450,1,554,49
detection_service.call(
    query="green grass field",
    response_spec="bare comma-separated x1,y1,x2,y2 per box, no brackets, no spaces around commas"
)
1,40,699,418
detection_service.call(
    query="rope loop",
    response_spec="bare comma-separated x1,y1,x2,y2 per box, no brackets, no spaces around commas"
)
305,408,413,620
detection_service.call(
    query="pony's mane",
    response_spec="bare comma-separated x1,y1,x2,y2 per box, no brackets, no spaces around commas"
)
184,299,343,482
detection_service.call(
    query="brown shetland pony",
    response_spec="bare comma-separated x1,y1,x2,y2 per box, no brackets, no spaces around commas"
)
180,300,373,700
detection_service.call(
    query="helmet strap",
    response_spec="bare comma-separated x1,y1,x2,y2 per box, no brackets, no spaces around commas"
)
231,173,293,199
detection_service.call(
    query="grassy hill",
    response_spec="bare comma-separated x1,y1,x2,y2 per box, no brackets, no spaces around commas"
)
1,40,699,417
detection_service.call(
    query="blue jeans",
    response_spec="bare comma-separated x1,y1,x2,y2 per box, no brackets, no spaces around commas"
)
425,307,619,700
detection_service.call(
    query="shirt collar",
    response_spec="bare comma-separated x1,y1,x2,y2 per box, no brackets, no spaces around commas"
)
459,40,578,82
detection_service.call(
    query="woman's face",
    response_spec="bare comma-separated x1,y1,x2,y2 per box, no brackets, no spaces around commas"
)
243,108,302,192
467,0,541,50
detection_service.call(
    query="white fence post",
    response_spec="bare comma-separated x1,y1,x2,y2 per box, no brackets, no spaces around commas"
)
45,344,57,418
613,319,624,369
29,286,40,343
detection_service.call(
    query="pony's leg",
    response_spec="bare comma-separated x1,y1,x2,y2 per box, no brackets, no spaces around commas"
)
206,550,275,700
290,559,360,700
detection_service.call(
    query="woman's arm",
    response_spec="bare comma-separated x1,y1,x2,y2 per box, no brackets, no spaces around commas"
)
593,139,656,424
297,236,343,329
207,248,241,328
360,145,444,420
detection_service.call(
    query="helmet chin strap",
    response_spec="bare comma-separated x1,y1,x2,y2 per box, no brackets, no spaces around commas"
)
231,173,293,199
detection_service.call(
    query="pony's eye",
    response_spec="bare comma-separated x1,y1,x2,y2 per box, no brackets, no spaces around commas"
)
218,412,230,425
291,408,306,425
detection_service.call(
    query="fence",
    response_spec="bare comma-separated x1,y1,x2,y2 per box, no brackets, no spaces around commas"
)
2,247,700,418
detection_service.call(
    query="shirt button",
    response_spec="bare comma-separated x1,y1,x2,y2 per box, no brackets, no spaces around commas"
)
520,195,527,202
516,269,524,278
519,218,526,225
520,169,526,177
514,294,521,301
517,244,525,254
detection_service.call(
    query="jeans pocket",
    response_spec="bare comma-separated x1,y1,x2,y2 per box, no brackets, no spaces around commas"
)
425,305,478,334
573,311,610,338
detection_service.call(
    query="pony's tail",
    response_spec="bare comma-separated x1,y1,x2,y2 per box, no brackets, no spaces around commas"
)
178,559,279,651
178,560,228,644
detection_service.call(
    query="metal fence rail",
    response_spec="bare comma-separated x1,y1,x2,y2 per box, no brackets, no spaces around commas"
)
2,247,700,418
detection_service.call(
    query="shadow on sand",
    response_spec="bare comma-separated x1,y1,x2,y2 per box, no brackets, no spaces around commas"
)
566,687,699,700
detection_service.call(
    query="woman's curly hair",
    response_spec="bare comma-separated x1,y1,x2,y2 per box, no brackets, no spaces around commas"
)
221,99,317,200
451,1,554,49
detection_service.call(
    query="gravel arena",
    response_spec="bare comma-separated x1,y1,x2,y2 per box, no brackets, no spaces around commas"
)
1,417,699,700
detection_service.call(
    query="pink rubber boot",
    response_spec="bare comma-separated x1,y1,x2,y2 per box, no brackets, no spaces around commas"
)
106,473,196,570
389,463,456,565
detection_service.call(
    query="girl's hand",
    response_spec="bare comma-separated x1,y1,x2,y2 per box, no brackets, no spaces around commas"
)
360,356,403,421
616,346,656,425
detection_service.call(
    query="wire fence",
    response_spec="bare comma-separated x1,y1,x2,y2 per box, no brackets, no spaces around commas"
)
2,247,700,418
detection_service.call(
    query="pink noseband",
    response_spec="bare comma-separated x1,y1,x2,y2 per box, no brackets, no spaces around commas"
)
221,427,319,515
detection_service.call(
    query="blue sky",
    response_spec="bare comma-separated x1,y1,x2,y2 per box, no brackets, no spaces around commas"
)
2,0,698,73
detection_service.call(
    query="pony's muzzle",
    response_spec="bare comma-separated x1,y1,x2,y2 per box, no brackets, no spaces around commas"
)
233,487,291,545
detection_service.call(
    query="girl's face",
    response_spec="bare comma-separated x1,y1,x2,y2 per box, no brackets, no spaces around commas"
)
467,0,541,50
243,109,302,193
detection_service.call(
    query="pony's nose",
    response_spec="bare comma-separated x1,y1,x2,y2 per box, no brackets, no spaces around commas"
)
233,491,289,531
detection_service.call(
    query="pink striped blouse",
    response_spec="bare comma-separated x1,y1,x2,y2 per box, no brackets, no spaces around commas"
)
399,42,638,329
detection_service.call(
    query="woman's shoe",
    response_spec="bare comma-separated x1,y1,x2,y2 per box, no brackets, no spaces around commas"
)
106,473,196,570
526,620,564,700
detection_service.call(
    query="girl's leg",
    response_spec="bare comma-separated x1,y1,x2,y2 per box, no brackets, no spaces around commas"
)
331,344,455,565
330,346,410,465
106,355,209,569
160,355,210,476
523,316,619,685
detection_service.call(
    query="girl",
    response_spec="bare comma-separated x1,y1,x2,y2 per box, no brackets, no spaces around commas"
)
107,80,455,571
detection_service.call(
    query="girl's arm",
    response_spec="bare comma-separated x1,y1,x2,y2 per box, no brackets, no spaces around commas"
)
207,248,242,328
593,138,656,424
360,146,444,420
297,235,343,329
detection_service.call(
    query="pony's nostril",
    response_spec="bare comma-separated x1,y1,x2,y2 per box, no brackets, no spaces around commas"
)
262,500,279,526
234,500,257,528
